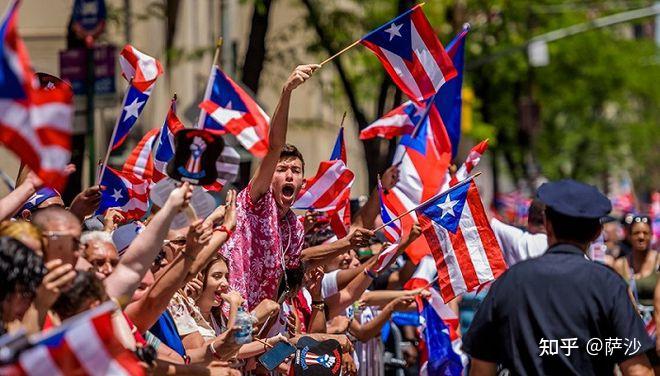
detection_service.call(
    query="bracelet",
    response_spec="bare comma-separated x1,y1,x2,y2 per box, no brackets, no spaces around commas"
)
311,302,325,310
363,268,378,279
214,225,233,237
209,340,222,360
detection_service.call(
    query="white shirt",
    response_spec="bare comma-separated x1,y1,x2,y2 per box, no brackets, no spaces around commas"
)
490,218,548,266
321,270,340,299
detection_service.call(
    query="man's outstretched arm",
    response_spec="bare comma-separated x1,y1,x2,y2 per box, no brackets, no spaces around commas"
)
249,64,319,203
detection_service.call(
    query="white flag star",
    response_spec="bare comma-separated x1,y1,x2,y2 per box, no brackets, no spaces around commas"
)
123,97,144,122
28,193,43,206
437,194,459,219
111,189,123,202
384,22,403,42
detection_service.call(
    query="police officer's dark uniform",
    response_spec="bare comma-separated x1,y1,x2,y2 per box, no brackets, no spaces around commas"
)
462,180,654,375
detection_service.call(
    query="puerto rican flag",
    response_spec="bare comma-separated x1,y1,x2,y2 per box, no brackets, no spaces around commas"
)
294,127,354,213
198,66,270,158
111,46,162,151
379,179,402,243
97,166,149,220
360,4,456,103
0,0,73,191
416,179,506,302
118,44,163,93
440,139,489,192
418,290,465,376
359,100,421,140
0,302,143,376
435,26,469,158
122,127,159,183
152,100,185,183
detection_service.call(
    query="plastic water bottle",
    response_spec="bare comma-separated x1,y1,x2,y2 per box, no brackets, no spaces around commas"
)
234,307,253,345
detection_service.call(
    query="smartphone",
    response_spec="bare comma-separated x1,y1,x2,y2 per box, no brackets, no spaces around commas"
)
44,233,76,265
258,341,296,371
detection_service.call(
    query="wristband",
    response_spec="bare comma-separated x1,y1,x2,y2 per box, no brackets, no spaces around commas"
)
209,341,222,360
214,225,233,237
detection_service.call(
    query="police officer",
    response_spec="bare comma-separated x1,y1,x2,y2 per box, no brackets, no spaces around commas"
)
463,179,654,375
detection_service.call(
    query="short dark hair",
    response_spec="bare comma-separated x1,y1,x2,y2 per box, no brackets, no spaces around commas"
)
545,207,602,245
0,237,46,304
52,270,107,320
279,144,305,172
528,199,546,227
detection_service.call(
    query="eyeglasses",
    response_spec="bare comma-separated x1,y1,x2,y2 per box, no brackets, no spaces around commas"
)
163,237,187,247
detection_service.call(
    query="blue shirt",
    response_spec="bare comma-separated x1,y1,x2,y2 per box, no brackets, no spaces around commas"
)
150,311,186,357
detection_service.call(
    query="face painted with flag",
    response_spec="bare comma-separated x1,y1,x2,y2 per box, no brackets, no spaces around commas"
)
416,180,506,302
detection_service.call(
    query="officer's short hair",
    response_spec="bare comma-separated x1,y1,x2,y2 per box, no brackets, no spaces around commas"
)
528,199,546,227
545,207,601,244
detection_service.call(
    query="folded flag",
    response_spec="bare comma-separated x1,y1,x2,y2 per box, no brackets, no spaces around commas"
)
198,66,270,157
359,100,421,140
374,242,399,273
415,179,506,302
97,166,149,220
0,301,143,376
0,0,73,191
122,128,159,183
360,4,456,103
326,127,351,237
119,44,163,92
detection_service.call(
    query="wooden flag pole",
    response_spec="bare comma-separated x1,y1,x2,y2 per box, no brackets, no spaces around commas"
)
373,171,482,232
212,37,223,67
319,2,426,67
319,39,362,67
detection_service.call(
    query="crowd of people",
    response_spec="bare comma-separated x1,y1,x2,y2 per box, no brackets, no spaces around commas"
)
0,64,658,376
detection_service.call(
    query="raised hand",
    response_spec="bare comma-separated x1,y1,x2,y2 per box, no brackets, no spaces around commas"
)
69,185,103,220
34,259,76,311
392,296,416,311
103,208,126,231
184,276,204,301
186,219,213,258
381,165,400,191
305,266,325,301
203,190,237,231
402,223,422,244
283,64,320,92
346,227,375,249
220,289,245,308
166,182,193,211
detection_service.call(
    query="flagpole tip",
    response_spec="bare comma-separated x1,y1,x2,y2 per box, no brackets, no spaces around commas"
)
462,23,471,32
216,37,223,49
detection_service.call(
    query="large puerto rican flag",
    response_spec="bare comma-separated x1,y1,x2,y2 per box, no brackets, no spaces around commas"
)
360,4,456,103
198,66,270,158
415,179,506,302
0,0,73,191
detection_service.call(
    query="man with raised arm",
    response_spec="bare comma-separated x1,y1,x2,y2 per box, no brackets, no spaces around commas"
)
220,64,372,309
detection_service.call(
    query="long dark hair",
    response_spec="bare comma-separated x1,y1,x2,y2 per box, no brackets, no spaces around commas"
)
0,237,46,332
199,254,230,330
